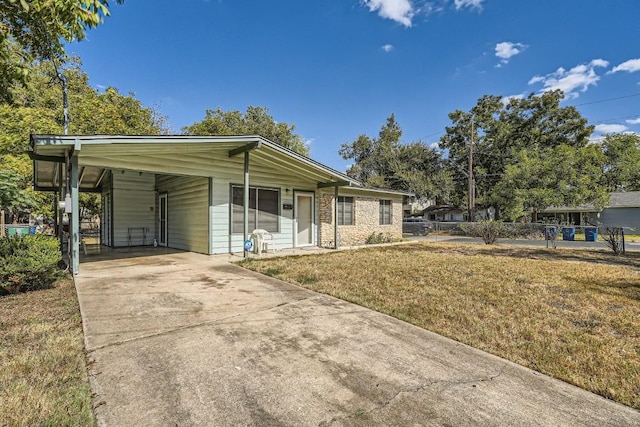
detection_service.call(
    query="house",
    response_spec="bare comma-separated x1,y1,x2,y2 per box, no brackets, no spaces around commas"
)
421,205,466,222
534,191,640,231
30,134,408,273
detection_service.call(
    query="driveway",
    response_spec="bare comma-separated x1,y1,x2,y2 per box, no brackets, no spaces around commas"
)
76,249,640,426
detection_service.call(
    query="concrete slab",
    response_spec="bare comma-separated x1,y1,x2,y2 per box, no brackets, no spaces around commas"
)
75,249,640,426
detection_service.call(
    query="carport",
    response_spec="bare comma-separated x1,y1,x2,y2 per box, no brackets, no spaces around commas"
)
29,134,359,274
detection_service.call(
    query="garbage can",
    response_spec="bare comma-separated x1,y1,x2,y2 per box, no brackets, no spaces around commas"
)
562,227,575,241
545,226,557,240
584,227,598,242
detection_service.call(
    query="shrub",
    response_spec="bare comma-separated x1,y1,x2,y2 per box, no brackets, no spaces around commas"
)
365,232,394,244
602,227,625,255
462,220,506,245
0,234,63,295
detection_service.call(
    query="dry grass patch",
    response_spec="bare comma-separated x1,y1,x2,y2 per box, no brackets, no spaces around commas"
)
0,277,95,426
240,242,640,409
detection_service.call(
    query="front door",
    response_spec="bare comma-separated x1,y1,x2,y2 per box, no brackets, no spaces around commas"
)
295,193,314,246
158,193,168,247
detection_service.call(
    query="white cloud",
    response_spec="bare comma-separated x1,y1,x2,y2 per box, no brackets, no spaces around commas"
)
626,117,640,125
382,44,394,52
501,93,525,106
362,0,483,26
454,0,484,10
527,59,609,99
609,58,640,74
495,42,527,65
594,124,628,134
362,0,414,27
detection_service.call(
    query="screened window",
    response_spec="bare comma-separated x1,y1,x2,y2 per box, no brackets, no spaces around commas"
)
379,200,392,225
232,186,279,233
337,196,354,226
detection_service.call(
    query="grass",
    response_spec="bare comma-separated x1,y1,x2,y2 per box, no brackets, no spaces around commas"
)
240,242,640,409
0,276,96,426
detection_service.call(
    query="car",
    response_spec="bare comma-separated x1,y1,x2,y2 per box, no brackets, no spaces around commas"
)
402,217,432,236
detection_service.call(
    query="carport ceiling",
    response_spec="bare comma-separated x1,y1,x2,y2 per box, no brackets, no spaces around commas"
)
30,134,360,192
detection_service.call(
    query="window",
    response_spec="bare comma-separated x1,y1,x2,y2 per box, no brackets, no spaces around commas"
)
232,186,279,233
337,196,354,225
379,200,392,225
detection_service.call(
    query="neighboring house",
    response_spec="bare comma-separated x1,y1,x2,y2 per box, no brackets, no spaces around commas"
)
421,205,466,222
403,197,435,216
535,191,640,231
30,135,408,273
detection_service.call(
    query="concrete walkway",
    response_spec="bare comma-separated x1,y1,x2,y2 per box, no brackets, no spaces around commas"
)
76,248,640,426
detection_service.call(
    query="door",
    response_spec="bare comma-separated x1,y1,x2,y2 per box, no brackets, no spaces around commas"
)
158,193,168,247
295,193,314,246
101,192,112,246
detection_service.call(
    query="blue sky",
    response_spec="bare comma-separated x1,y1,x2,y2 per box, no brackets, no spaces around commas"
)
67,0,640,171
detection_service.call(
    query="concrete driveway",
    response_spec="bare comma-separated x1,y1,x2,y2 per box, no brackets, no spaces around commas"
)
76,249,640,426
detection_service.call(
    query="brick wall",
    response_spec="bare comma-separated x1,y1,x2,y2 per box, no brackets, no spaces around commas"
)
319,193,403,247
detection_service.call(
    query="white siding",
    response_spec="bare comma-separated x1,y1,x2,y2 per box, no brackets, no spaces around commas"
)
210,173,318,254
156,175,209,254
112,171,155,246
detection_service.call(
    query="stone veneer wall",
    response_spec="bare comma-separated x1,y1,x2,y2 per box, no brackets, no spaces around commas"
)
319,193,403,247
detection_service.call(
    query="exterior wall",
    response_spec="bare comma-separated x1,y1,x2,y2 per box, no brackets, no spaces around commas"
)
209,175,319,254
111,171,156,246
319,192,403,247
598,207,640,230
155,175,209,254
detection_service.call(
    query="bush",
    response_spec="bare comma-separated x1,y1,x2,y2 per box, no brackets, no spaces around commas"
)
0,234,63,295
462,220,506,245
365,232,394,244
602,227,625,255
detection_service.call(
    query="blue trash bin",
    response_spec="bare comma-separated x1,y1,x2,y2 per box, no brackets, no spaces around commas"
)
562,227,575,241
585,227,598,242
545,226,557,240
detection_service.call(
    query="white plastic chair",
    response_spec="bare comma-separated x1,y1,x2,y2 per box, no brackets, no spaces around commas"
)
251,229,275,254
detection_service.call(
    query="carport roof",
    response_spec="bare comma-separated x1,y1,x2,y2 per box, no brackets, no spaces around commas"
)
30,134,364,192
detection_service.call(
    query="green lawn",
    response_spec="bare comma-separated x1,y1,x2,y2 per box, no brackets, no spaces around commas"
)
240,242,640,409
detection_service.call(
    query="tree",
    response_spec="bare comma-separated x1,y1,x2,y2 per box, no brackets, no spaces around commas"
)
183,106,309,156
0,0,122,102
440,90,598,217
492,144,608,221
0,168,37,222
339,114,452,201
1,60,167,219
600,133,640,192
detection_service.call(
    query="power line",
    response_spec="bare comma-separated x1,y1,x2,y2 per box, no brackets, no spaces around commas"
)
572,93,640,107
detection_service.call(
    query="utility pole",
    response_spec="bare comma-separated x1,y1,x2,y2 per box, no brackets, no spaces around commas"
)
468,117,474,222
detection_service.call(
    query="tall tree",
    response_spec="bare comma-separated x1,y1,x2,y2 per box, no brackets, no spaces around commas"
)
183,106,309,156
440,90,599,217
600,133,640,192
0,0,123,102
0,60,167,217
339,114,452,201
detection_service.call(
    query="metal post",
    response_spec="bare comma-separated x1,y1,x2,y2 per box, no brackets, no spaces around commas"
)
70,155,79,274
468,117,474,222
243,152,249,258
334,185,339,249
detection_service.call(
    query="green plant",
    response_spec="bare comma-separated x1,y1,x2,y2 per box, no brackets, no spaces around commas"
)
461,220,506,244
0,234,63,294
365,232,394,244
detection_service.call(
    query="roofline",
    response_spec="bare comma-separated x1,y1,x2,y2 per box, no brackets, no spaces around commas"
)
30,134,361,187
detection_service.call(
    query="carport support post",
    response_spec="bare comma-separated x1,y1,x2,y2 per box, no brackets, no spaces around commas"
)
70,154,80,274
243,151,249,258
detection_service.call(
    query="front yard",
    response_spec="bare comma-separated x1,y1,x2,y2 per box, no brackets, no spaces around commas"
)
0,277,95,426
240,242,640,409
